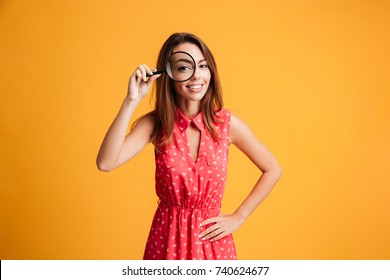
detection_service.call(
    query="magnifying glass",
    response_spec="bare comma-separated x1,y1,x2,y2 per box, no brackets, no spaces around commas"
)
147,51,196,82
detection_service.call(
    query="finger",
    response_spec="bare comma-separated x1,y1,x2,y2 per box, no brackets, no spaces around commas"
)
134,65,146,82
199,224,220,239
146,73,161,86
143,65,155,77
140,64,150,82
207,227,224,239
200,217,218,227
210,231,226,242
135,69,142,84
129,72,137,85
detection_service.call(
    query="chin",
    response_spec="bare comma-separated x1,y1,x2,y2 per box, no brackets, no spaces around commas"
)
175,87,208,101
185,91,207,101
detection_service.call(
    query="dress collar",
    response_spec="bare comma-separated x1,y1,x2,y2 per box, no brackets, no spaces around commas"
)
176,107,205,132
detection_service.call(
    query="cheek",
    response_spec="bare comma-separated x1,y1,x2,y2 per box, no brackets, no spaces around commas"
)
204,70,211,84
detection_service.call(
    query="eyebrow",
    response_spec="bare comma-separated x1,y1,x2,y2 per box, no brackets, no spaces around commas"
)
174,59,193,65
173,58,207,66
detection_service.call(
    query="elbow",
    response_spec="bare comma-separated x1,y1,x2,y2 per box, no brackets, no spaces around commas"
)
96,160,114,172
275,166,282,180
266,165,282,181
97,166,112,172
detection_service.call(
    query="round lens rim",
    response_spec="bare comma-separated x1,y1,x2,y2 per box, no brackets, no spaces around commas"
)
166,51,196,82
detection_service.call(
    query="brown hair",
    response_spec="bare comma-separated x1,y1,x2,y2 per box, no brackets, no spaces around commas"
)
135,32,224,150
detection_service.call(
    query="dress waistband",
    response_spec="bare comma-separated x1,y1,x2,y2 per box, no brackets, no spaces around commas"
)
157,200,220,211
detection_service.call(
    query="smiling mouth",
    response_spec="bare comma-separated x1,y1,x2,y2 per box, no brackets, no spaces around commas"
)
187,84,203,89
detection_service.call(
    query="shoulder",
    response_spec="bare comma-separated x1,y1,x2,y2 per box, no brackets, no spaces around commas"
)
214,108,232,122
229,112,254,145
229,112,241,127
134,111,156,127
131,111,156,140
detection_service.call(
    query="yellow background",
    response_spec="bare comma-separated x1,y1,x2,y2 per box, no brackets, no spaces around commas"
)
1,0,389,259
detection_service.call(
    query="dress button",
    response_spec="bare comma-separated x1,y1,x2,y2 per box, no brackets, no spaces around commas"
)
192,167,197,172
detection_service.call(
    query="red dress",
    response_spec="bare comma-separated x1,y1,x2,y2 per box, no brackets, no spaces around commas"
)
143,107,237,260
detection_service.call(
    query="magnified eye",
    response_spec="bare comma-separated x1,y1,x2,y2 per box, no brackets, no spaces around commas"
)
177,64,193,72
166,52,197,82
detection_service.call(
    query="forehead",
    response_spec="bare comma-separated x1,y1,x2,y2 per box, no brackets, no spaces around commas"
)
172,43,204,61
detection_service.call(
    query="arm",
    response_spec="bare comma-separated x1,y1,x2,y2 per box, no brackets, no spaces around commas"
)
96,65,160,172
199,113,282,241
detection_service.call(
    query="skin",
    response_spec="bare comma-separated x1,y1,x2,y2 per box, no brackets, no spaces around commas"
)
96,43,282,243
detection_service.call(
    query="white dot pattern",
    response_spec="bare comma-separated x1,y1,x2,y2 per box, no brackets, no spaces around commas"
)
143,108,236,260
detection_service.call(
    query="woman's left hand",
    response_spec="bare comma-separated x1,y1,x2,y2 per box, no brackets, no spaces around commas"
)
198,213,244,242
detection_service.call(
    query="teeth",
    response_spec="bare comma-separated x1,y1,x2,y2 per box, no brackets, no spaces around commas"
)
188,85,201,89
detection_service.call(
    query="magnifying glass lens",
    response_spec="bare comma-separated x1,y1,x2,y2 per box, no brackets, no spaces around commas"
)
166,52,195,82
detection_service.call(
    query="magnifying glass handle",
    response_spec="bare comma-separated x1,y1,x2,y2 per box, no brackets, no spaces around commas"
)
147,69,165,77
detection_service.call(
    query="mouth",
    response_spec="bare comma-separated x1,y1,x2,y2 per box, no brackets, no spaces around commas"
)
186,84,203,89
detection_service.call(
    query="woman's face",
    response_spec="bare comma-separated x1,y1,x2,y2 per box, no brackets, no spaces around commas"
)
171,43,211,103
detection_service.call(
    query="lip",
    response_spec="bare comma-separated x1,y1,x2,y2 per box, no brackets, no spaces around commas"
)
186,84,203,89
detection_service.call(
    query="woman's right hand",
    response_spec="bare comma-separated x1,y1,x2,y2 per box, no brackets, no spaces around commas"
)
127,64,161,102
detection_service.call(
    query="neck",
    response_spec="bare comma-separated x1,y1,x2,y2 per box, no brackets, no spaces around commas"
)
176,99,201,119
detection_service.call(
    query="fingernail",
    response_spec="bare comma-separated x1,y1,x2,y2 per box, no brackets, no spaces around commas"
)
198,234,202,238
199,223,203,227
149,71,153,75
202,237,206,241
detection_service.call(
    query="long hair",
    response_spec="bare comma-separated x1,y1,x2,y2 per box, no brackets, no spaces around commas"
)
135,33,224,150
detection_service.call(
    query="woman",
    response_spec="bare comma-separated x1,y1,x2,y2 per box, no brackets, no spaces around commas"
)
96,32,282,260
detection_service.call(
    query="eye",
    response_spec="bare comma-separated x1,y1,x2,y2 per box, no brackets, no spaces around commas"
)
177,64,193,72
178,66,189,71
199,64,209,69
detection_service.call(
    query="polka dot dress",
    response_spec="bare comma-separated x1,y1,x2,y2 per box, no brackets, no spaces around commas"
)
143,107,237,260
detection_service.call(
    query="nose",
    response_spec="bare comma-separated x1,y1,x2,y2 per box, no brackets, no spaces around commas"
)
190,68,200,80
